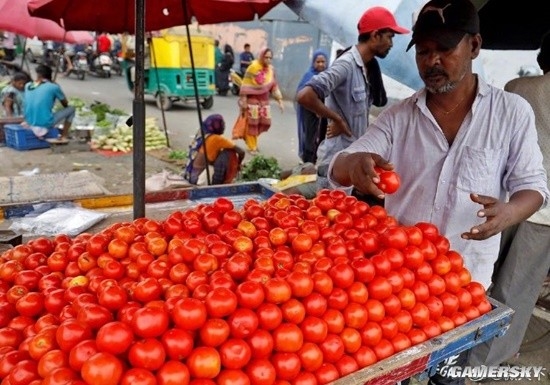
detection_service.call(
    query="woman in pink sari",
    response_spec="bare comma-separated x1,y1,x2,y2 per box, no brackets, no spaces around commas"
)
238,48,284,154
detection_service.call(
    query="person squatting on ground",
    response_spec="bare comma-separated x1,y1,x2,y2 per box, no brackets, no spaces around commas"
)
296,6,409,193
327,0,549,384
468,30,550,369
183,114,245,185
22,64,75,140
238,48,284,154
1,72,30,118
295,49,329,163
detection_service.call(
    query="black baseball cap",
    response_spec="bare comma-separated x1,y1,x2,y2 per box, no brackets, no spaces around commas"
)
406,0,479,51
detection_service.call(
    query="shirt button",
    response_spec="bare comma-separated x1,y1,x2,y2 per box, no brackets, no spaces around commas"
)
441,180,446,184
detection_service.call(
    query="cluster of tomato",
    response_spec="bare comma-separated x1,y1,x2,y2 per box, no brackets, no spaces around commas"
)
0,189,491,385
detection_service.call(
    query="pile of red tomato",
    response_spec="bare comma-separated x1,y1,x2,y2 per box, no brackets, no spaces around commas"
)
0,189,491,385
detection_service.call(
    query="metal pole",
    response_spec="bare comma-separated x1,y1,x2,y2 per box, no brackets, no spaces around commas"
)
182,0,210,185
133,0,146,218
149,39,170,148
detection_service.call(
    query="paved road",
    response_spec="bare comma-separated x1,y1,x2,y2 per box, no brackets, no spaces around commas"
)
55,70,302,170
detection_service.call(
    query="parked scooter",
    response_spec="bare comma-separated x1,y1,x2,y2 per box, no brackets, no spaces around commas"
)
230,69,243,95
65,51,89,80
90,52,113,78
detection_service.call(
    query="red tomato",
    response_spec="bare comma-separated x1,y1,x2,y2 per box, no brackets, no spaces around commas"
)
256,303,283,331
172,298,208,330
280,299,306,325
219,339,252,369
410,303,430,327
68,339,98,371
156,361,190,385
271,323,303,354
319,334,345,364
186,347,221,379
314,362,339,385
382,294,402,317
15,292,44,318
131,306,169,338
335,355,359,377
422,320,442,338
372,338,395,360
235,281,265,309
374,168,401,194
367,277,392,301
161,328,194,361
424,296,444,320
466,282,487,305
246,329,274,359
227,308,259,339
81,352,123,385
128,338,166,371
271,352,301,381
76,303,114,331
9,360,40,385
204,287,238,318
37,349,67,379
339,327,362,354
263,279,292,305
120,368,156,385
391,332,412,353
245,359,276,385
95,321,134,355
286,271,314,298
342,303,368,329
133,277,162,303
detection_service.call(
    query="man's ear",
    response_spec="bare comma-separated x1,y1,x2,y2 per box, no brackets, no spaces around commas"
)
471,33,482,59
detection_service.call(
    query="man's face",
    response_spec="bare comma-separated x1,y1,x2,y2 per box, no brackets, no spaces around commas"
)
374,31,396,59
313,55,327,72
13,80,26,91
415,35,474,93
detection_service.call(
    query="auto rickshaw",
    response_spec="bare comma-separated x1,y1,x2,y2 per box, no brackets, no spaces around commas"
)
124,34,216,110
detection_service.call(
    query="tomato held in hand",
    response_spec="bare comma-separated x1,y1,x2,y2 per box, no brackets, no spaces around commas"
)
374,168,401,194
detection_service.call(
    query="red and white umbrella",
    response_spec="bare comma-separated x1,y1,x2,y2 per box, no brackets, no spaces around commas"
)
0,0,93,44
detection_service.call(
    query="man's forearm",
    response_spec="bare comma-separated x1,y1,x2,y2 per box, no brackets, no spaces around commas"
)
508,190,545,224
296,87,341,123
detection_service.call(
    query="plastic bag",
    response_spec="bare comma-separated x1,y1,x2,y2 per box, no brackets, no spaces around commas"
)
231,114,248,140
9,206,109,236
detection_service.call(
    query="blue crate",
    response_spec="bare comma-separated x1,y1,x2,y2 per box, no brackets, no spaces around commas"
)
4,124,59,151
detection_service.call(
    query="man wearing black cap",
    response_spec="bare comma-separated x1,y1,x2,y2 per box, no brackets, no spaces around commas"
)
328,0,548,383
469,30,550,372
296,6,409,194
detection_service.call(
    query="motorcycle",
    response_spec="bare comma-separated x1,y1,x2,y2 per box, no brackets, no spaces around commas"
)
65,51,89,80
230,69,243,96
90,52,113,78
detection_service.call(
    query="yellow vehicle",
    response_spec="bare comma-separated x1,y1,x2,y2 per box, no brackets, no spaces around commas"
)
124,34,216,110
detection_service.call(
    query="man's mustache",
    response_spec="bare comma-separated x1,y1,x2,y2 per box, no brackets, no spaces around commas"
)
424,67,447,77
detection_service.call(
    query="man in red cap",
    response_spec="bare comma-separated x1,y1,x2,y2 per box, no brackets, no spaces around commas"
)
296,6,409,199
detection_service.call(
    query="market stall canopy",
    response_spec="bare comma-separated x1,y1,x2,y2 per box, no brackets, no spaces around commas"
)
0,0,92,44
27,0,283,33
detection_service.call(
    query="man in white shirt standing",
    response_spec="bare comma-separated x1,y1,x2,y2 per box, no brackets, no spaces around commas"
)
469,30,550,368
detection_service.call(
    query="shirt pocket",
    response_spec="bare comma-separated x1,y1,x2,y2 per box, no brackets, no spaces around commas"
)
351,86,367,115
456,146,501,194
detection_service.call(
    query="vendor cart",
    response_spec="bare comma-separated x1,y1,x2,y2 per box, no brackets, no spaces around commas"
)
0,182,515,385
